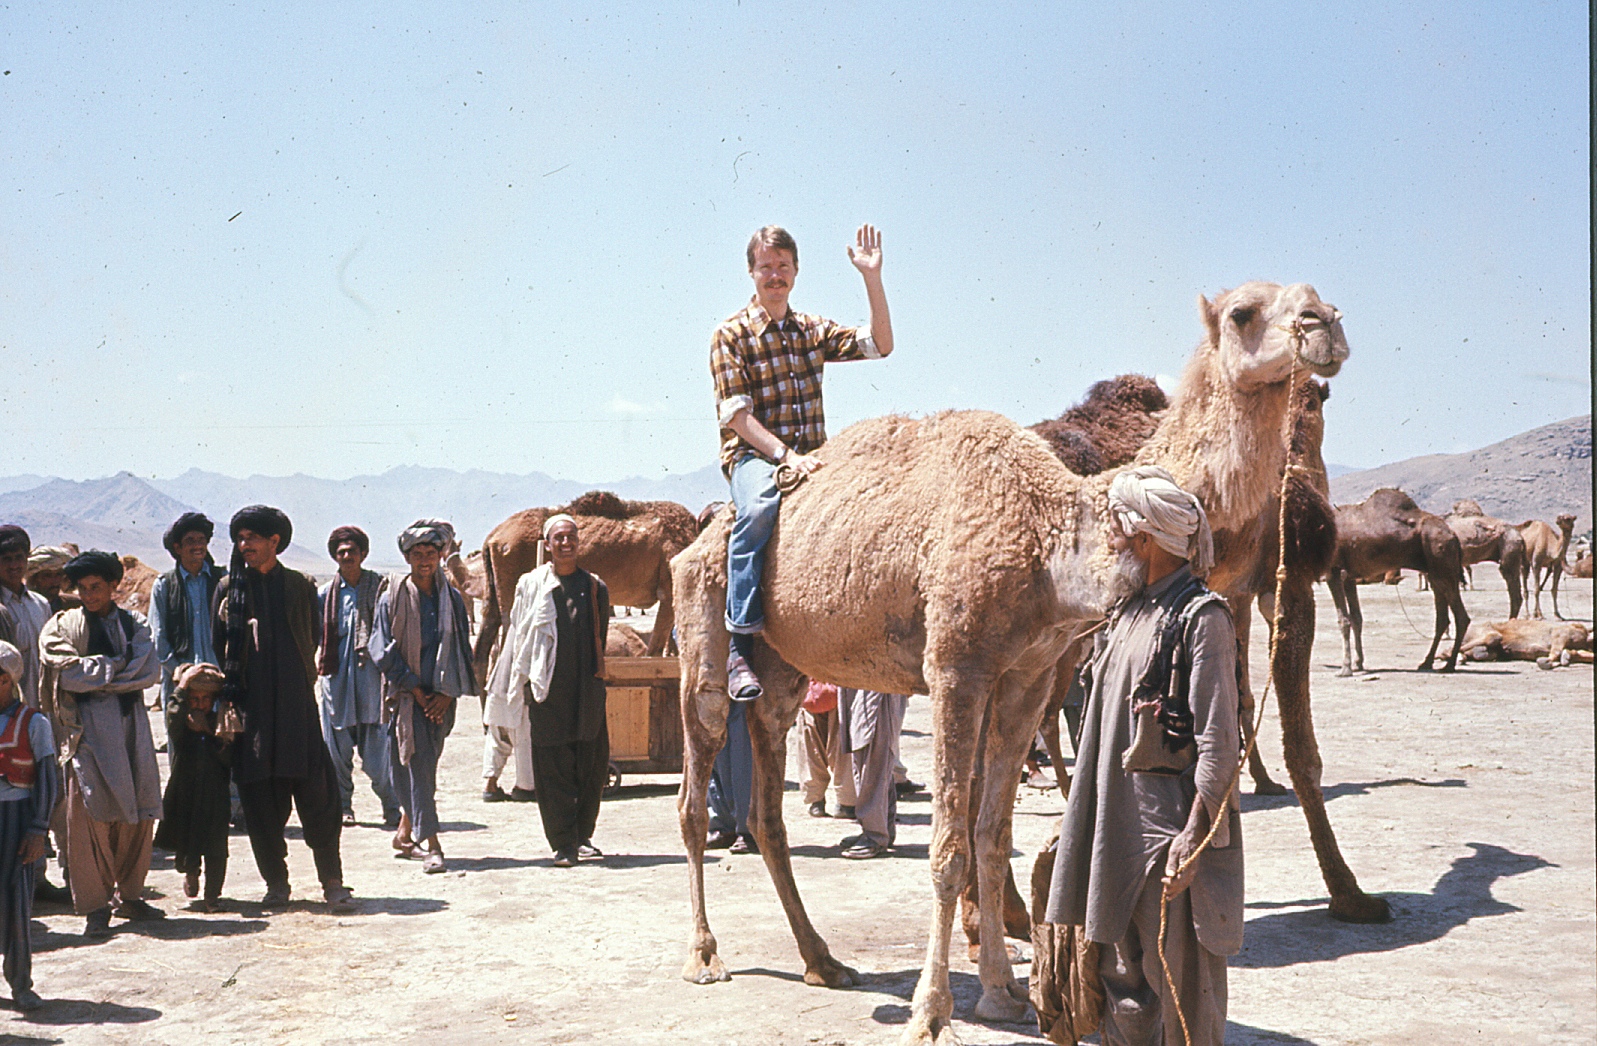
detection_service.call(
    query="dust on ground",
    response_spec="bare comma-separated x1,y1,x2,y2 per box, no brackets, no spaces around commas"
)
15,575,1593,1045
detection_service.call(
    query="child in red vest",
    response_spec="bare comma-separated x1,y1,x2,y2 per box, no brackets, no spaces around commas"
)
0,640,58,1011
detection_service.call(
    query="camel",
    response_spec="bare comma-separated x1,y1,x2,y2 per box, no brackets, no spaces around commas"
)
1444,500,1526,618
1028,373,1167,475
474,491,700,677
1326,489,1468,675
1518,514,1576,619
1574,547,1593,579
671,281,1366,1044
1462,618,1593,669
113,554,160,615
444,547,487,630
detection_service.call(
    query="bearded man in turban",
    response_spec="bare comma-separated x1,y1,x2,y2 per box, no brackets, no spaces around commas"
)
38,551,164,936
25,546,76,614
317,525,398,829
370,519,475,874
1044,467,1242,1046
214,506,352,911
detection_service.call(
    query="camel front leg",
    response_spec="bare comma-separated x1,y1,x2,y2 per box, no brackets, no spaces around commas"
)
1327,572,1358,676
970,668,1054,1024
1233,592,1287,795
743,648,857,988
902,667,990,1046
675,597,734,985
648,585,676,657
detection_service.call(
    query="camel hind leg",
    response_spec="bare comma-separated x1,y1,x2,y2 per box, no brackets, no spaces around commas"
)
902,665,993,1046
744,641,858,988
677,640,732,984
1327,570,1362,676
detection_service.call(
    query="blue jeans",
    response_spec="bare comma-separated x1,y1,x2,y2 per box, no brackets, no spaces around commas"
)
726,455,782,634
708,701,753,836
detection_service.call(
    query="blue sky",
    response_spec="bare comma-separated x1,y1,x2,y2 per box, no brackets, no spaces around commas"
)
1,2,1588,483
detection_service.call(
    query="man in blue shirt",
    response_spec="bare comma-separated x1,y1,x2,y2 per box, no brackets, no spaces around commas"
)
316,527,398,829
149,514,223,715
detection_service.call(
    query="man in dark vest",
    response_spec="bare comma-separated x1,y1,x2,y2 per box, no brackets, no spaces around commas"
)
215,506,352,911
150,513,223,717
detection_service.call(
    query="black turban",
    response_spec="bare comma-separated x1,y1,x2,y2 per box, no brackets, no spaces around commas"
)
229,505,292,553
63,550,124,586
163,512,215,558
327,525,370,559
0,526,28,557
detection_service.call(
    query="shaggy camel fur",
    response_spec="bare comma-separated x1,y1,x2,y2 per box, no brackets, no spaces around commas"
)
1028,374,1167,475
1574,549,1593,579
1462,618,1592,668
671,281,1355,1044
1518,514,1576,619
473,492,699,676
1444,500,1526,618
1327,489,1469,675
113,555,160,615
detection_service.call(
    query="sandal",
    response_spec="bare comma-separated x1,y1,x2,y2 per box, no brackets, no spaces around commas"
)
184,870,200,899
392,834,421,859
422,851,447,874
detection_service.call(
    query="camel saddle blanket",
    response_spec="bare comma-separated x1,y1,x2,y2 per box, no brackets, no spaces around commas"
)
0,705,38,788
1029,829,1103,1043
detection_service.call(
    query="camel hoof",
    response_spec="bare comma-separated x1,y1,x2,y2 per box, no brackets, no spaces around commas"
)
1536,657,1554,671
1328,892,1392,924
898,1014,962,1046
1252,779,1291,797
1415,662,1433,672
973,981,1030,1023
1336,667,1353,678
682,952,731,984
803,954,859,988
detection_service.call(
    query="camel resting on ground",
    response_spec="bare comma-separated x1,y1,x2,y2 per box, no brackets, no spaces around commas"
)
672,281,1368,1045
1444,500,1527,619
1327,489,1468,675
473,491,700,678
1462,618,1592,669
1518,514,1576,620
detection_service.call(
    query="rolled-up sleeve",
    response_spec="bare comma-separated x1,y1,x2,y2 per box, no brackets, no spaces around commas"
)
1185,602,1240,847
711,329,753,425
817,318,876,363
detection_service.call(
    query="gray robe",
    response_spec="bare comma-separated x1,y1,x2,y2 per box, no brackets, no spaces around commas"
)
1045,566,1245,957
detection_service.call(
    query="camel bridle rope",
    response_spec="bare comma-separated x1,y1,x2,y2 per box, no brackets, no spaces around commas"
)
1154,348,1309,1046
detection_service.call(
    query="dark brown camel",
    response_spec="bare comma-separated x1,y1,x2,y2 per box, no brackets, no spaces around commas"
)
473,491,700,678
1444,500,1527,618
1327,489,1469,674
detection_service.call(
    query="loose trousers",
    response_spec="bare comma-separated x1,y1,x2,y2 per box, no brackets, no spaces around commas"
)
483,719,536,792
322,713,399,825
849,693,905,847
708,700,753,836
800,709,855,807
528,733,608,853
389,700,454,843
0,799,36,993
63,776,153,916
235,745,344,889
1099,866,1228,1046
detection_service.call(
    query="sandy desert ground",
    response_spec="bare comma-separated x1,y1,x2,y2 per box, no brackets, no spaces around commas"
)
7,571,1592,1046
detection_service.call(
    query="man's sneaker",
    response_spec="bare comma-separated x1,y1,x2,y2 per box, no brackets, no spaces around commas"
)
509,787,538,803
727,652,762,702
341,811,358,827
12,987,43,1011
482,786,511,803
83,907,113,938
115,897,166,921
576,840,603,860
807,801,828,818
837,805,857,820
705,829,736,850
260,883,292,909
551,849,578,868
895,780,926,796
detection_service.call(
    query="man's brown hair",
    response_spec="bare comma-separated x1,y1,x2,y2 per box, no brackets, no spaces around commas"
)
746,225,798,270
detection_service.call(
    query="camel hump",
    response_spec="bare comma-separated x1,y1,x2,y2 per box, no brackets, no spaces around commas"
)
1451,499,1485,517
563,491,636,519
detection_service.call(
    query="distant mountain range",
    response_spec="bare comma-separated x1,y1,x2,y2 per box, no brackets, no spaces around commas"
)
0,464,727,572
2,414,1588,574
1329,414,1592,532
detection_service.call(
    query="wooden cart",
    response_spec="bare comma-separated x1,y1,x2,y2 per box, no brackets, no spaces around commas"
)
603,656,682,784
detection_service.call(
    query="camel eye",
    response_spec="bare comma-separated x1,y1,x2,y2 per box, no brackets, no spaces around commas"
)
1230,307,1256,327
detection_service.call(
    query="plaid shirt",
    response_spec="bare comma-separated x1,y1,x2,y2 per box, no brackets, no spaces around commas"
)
710,298,880,474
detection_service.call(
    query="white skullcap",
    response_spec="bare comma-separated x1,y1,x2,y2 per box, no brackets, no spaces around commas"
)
0,641,21,686
1107,465,1214,576
542,513,577,542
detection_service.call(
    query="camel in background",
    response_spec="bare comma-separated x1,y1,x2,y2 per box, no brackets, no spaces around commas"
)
1327,489,1468,675
1444,500,1527,618
114,555,161,615
1463,618,1592,669
1519,514,1576,619
473,492,700,678
672,281,1364,1044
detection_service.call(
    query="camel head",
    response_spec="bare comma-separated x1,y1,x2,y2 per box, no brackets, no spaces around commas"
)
1556,513,1576,535
1198,281,1349,391
1452,499,1486,518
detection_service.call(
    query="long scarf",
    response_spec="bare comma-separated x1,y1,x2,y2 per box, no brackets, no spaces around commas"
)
383,574,474,765
220,547,251,705
318,569,383,677
162,563,219,661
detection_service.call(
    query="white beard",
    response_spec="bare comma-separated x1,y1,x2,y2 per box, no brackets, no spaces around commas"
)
1109,550,1149,604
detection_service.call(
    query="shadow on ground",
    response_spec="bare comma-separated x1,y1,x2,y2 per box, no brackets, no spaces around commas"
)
442,856,543,873
1236,842,1552,968
603,783,679,800
1240,776,1466,813
16,998,160,1026
34,915,268,953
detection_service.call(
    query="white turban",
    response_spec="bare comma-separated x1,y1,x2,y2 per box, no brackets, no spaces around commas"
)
27,546,74,574
1107,465,1214,576
0,641,21,687
398,518,456,555
542,513,577,542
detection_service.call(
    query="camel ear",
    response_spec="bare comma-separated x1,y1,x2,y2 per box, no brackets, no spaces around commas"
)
1198,294,1221,346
